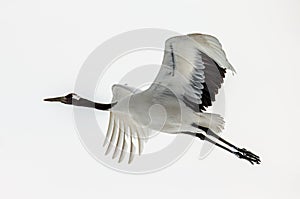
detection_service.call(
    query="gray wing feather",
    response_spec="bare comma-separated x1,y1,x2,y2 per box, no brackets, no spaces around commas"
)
149,34,233,112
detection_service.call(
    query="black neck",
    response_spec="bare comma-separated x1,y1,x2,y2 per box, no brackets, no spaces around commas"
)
73,98,115,111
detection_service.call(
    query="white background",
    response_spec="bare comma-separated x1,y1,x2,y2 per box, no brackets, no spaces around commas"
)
1,0,300,198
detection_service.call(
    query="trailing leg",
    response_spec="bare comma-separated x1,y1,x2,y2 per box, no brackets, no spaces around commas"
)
182,131,260,165
196,126,260,162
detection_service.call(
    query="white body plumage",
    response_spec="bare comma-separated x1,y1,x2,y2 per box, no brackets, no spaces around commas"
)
104,33,235,163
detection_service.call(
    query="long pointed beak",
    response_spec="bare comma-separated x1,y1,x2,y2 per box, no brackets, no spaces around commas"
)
44,96,65,103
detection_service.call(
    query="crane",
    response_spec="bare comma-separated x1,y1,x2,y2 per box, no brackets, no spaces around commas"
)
45,33,260,165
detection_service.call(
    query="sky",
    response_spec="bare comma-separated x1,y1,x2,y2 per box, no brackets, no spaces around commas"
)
0,0,300,198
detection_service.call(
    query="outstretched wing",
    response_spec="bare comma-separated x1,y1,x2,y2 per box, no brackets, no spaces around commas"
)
103,84,150,164
149,33,235,112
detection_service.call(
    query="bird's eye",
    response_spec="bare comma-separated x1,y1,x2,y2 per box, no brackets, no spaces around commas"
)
65,94,73,99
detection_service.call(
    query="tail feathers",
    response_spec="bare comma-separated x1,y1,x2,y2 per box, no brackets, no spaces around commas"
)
194,113,225,134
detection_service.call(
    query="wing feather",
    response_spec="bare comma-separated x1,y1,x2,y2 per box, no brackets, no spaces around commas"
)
148,33,234,112
128,125,136,164
105,117,119,155
103,113,114,146
112,119,123,159
118,121,127,163
103,84,151,163
133,124,144,155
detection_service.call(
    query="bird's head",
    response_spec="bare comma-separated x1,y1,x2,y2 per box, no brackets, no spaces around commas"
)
44,93,81,105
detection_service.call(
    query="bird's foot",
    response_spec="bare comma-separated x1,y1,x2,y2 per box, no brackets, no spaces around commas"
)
234,150,261,165
238,148,260,160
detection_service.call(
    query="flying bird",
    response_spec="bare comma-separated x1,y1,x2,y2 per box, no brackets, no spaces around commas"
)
45,33,260,165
